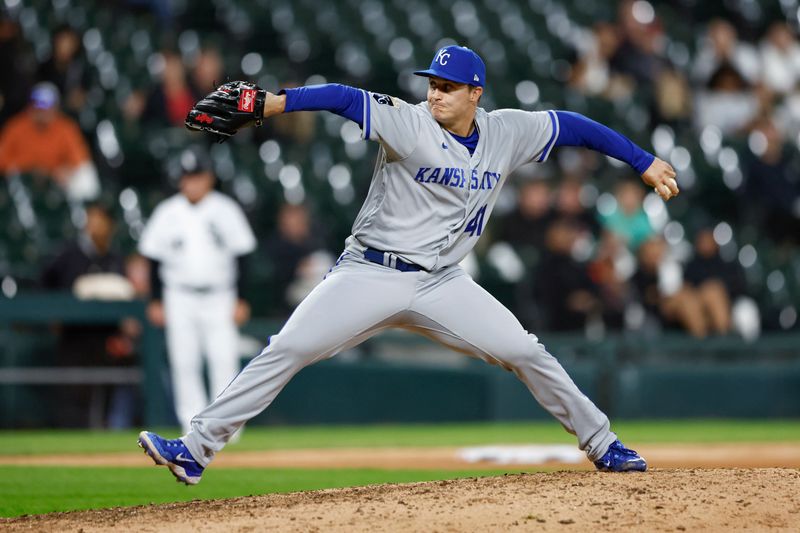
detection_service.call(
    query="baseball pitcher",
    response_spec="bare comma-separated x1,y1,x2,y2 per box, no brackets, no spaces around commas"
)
139,45,679,484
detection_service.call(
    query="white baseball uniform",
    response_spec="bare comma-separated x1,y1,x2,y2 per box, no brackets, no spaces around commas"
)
183,93,618,465
139,190,256,433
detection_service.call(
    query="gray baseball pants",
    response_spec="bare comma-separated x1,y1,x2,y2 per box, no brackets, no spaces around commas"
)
183,253,616,466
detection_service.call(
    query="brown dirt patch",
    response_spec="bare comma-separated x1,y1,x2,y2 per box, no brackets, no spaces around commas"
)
2,468,798,532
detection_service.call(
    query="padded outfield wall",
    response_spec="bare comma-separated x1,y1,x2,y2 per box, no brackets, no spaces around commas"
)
1,296,799,427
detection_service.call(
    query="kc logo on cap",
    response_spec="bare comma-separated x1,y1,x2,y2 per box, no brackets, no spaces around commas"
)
414,45,486,87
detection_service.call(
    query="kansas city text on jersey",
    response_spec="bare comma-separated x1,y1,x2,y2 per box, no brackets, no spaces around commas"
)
413,167,501,190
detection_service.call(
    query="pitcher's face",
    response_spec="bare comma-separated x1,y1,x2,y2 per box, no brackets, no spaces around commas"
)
427,76,481,126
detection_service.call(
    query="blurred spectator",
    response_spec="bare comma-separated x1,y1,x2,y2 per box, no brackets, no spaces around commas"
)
267,106,317,145
633,236,710,338
261,203,329,314
40,203,139,428
257,80,318,145
776,85,800,140
123,0,175,27
496,179,552,252
41,203,125,291
0,82,99,201
611,0,669,86
189,46,224,97
693,63,760,136
759,22,800,97
0,14,35,126
653,66,692,126
36,25,89,116
692,19,760,86
141,51,195,127
743,117,800,244
587,231,636,331
599,178,653,252
611,0,691,125
553,177,600,238
534,218,599,331
121,88,147,124
684,228,748,336
569,22,634,101
125,47,225,127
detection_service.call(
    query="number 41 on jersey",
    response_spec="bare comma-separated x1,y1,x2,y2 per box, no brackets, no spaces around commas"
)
464,204,487,236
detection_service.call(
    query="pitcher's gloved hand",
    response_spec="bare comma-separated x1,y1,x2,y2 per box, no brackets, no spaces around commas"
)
185,80,266,142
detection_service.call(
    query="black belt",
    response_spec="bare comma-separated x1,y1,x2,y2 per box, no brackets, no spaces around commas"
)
363,248,423,272
173,284,230,294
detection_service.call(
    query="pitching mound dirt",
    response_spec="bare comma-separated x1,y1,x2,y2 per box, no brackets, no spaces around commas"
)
3,468,798,532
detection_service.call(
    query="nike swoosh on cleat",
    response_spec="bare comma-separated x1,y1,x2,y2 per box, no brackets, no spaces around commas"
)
174,452,195,463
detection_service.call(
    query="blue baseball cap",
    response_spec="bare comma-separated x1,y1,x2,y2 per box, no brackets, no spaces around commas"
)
30,82,60,109
414,45,486,87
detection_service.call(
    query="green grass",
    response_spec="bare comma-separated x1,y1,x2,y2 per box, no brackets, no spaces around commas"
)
1,419,798,518
0,466,510,518
1,419,799,455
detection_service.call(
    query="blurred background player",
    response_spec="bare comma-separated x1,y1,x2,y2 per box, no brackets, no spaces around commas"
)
138,146,256,433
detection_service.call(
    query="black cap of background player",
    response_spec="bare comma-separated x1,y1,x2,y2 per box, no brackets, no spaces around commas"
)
178,145,213,176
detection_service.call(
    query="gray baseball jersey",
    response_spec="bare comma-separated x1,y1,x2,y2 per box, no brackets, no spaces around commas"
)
347,94,558,271
182,93,617,468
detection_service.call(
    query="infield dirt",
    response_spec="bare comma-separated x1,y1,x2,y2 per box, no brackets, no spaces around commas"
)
3,468,798,532
1,441,799,469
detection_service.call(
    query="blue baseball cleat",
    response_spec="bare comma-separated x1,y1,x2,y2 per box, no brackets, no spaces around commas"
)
137,431,204,485
594,440,648,472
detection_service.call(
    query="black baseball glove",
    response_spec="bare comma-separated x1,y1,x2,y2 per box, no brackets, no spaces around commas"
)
185,80,267,142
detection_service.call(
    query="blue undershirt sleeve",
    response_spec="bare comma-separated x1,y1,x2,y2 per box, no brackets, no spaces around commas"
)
554,111,655,175
279,84,364,126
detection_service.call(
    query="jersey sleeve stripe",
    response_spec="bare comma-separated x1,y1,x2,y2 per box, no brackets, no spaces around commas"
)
361,89,371,140
536,110,560,163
